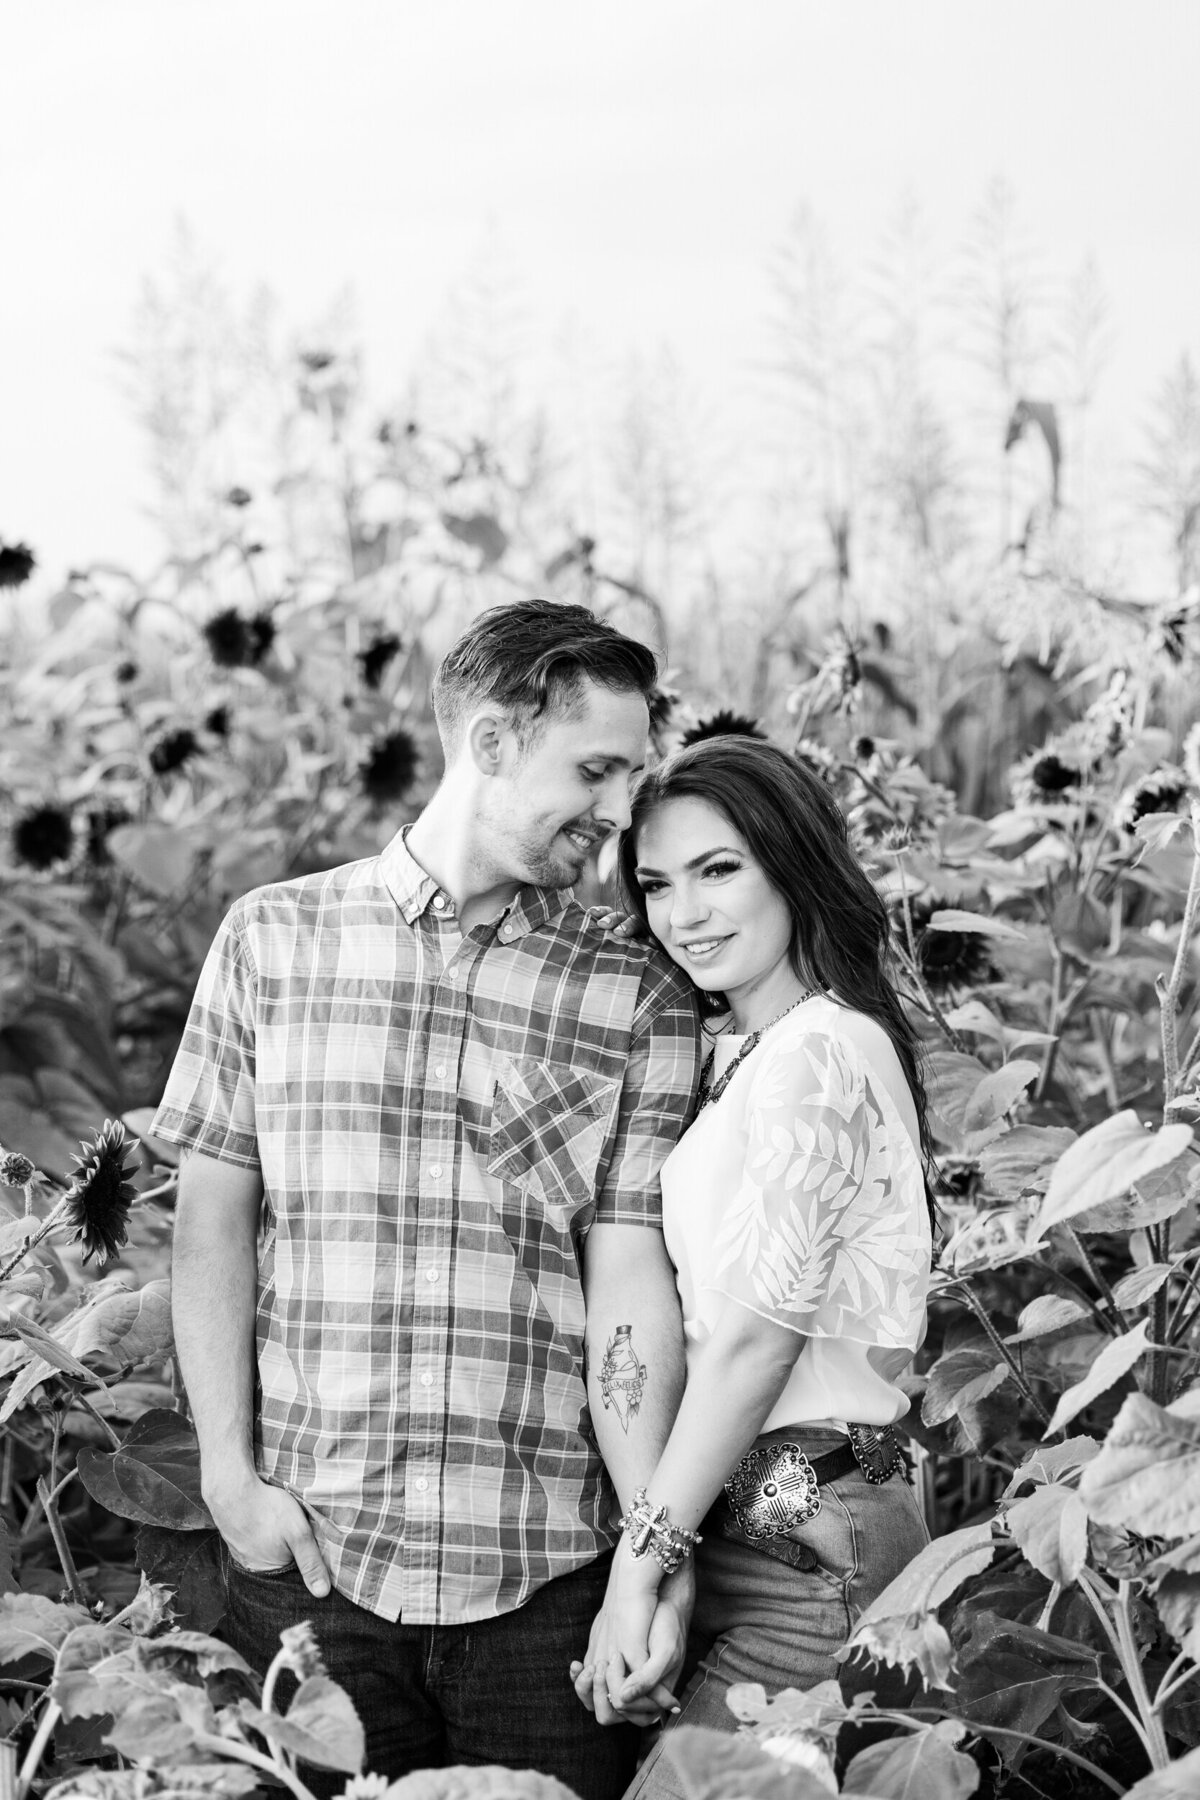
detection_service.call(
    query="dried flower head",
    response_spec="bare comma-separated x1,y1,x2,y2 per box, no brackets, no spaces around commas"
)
1113,766,1190,834
203,607,253,668
12,804,75,870
360,728,420,803
299,348,336,375
63,1120,138,1264
115,660,139,685
224,485,253,508
678,710,768,748
340,1778,390,1800
278,1621,325,1680
0,542,36,588
358,632,403,691
204,704,231,739
0,1152,36,1189
842,1612,956,1691
149,728,200,777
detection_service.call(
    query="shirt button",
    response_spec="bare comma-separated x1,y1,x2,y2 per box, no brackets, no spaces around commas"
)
432,895,446,910
434,1065,447,1079
428,1164,443,1179
424,1268,439,1283
414,1477,429,1492
445,966,457,982
500,923,514,939
420,1372,433,1387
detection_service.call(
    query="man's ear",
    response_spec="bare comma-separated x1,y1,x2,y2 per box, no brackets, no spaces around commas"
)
465,709,512,776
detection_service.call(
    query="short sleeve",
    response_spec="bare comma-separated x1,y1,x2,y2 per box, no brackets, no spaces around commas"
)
593,958,701,1228
150,903,261,1168
708,1031,927,1347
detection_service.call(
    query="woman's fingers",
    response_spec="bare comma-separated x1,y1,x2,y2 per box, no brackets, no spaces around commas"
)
622,1678,680,1715
569,1659,597,1714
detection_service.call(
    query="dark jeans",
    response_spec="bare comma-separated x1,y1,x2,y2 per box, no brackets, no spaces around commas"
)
221,1547,637,1800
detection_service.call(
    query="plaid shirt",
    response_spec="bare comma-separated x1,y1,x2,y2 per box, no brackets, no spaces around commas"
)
153,831,700,1624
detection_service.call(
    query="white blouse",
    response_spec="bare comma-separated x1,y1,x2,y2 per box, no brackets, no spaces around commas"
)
661,996,932,1430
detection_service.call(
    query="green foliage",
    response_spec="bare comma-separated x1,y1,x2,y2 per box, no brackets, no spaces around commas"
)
2,227,1200,1790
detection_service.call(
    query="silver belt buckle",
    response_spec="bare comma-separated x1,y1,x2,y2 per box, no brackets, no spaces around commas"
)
724,1440,821,1541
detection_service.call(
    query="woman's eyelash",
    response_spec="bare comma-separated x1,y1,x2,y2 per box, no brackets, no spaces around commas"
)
704,859,741,877
637,878,667,895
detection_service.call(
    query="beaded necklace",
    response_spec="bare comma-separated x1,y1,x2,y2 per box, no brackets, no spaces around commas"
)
695,988,819,1111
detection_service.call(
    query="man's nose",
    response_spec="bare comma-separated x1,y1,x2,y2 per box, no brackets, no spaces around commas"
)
596,773,634,834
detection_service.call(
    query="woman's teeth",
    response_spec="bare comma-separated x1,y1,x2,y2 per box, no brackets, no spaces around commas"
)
681,938,727,960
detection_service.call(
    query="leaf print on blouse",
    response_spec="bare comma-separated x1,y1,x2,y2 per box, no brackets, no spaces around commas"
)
709,1031,929,1348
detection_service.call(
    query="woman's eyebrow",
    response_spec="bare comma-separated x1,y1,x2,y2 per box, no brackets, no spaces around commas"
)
636,846,742,876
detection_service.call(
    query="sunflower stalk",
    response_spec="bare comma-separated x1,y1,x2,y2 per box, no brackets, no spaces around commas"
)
35,1476,87,1608
1159,801,1200,1110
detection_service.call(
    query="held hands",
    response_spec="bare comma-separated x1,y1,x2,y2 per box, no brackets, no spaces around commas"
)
570,1546,695,1727
205,1470,331,1598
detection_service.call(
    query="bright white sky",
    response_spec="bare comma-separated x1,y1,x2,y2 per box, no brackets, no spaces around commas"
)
2,0,1198,582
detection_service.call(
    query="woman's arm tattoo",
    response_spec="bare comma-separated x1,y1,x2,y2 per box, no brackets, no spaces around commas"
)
598,1323,648,1433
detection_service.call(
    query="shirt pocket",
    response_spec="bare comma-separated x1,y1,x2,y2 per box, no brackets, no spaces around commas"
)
487,1058,620,1226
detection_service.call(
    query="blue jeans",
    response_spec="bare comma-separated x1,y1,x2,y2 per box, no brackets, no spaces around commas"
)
625,1433,929,1800
221,1546,637,1800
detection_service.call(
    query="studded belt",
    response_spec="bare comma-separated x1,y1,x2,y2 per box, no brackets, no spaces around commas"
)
720,1424,904,1543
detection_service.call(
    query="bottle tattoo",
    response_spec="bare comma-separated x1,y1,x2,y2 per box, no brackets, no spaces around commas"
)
599,1324,648,1434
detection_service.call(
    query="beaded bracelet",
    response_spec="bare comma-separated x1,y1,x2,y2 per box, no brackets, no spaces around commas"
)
618,1489,702,1575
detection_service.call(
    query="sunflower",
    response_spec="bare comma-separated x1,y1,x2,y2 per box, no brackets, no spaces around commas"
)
358,633,404,691
149,728,200,776
904,896,994,992
1011,746,1086,809
360,728,420,803
0,542,35,588
678,710,768,748
12,804,75,870
63,1120,138,1264
1113,766,1190,834
203,608,252,668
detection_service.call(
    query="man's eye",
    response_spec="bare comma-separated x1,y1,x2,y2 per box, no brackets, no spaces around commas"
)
581,767,607,783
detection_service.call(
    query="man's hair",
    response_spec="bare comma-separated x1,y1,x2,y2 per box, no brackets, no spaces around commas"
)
432,599,659,753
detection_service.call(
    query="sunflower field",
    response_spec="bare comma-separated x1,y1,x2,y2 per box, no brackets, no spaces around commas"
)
3,223,1200,1796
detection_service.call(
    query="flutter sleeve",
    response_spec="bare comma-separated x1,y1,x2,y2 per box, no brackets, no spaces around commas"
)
707,1029,927,1348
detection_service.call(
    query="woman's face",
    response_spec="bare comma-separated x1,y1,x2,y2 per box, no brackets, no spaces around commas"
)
633,796,798,1028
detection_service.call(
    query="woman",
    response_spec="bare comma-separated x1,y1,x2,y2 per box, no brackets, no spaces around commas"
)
572,737,934,1793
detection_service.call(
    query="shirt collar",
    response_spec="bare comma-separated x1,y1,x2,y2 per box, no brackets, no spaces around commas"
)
380,828,573,939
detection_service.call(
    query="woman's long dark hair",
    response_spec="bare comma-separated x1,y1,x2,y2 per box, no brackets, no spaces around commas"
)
618,736,935,1173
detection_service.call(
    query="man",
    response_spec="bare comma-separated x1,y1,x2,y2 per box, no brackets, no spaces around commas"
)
153,599,701,1800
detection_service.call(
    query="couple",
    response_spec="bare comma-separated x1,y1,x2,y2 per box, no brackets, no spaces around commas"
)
152,599,933,1800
